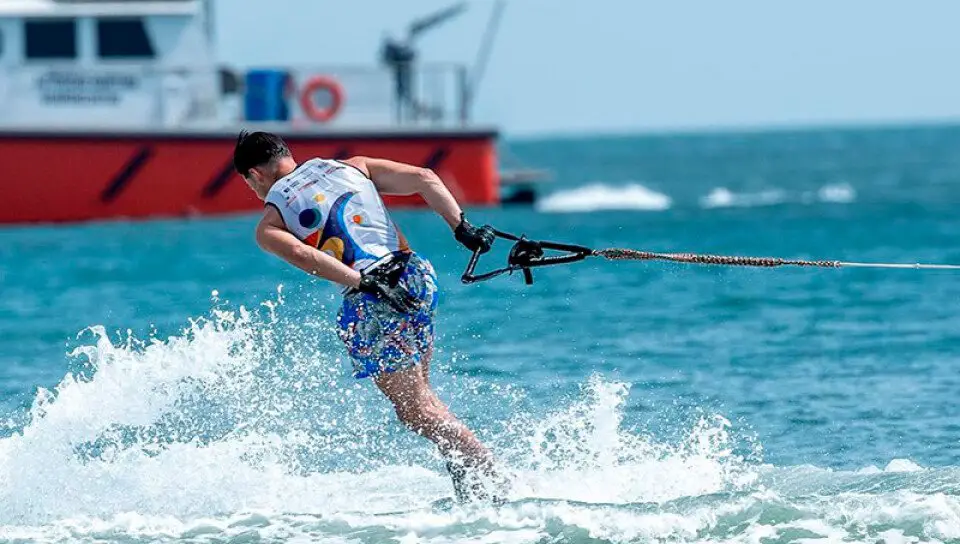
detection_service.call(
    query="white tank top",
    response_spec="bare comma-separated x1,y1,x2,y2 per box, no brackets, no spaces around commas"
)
264,158,409,271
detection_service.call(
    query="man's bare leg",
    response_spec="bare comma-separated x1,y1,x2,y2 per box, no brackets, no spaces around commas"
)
420,347,432,386
375,363,504,502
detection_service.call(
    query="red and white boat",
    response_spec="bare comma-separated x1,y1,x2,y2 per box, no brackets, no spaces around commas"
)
0,0,544,224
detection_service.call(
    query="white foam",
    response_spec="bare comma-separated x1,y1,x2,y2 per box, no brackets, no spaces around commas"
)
0,298,759,541
5,485,958,544
817,182,857,203
536,183,672,213
701,184,857,209
0,296,952,543
885,459,925,473
699,187,788,209
504,377,755,505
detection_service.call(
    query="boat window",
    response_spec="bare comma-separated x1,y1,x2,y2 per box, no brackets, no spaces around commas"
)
96,18,155,59
25,19,77,60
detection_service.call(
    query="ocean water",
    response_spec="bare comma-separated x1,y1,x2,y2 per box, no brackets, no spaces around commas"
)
3,124,960,542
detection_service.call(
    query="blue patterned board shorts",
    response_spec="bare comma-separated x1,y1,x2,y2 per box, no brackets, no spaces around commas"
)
336,252,440,379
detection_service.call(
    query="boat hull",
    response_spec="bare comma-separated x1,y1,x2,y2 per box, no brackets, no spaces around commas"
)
0,129,499,224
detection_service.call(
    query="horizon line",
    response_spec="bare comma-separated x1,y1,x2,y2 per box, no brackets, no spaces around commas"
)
500,115,960,143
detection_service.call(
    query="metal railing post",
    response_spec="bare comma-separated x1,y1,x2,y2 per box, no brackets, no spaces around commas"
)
458,65,469,126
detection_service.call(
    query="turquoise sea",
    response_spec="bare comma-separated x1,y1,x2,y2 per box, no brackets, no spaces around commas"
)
3,124,960,542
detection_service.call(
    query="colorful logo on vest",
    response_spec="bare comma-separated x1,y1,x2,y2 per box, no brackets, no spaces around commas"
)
301,192,376,267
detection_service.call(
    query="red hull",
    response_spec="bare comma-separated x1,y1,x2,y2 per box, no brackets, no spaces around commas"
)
0,129,499,224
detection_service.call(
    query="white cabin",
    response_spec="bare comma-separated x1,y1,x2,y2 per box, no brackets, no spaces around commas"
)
0,0,475,131
0,0,222,128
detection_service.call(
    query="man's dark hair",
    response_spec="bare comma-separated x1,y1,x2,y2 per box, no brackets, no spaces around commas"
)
233,130,291,176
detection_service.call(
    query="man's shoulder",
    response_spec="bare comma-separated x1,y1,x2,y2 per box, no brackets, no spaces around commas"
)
295,157,353,178
277,157,326,180
303,157,371,182
267,157,364,201
260,202,284,223
268,158,324,193
256,202,287,234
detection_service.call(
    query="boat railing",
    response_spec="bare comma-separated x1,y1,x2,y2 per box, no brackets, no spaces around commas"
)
0,62,475,130
221,62,473,129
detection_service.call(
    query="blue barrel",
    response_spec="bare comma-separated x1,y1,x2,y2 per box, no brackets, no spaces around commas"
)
244,69,290,121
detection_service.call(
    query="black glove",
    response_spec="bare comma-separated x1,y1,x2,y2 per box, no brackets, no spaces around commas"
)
357,257,421,314
454,214,496,254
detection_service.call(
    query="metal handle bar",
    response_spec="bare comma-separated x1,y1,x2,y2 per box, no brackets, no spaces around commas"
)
460,228,594,285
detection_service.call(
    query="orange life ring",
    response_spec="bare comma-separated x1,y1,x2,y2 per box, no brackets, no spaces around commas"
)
299,76,343,123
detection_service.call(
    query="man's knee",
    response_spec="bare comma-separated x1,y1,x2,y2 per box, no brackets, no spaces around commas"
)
375,365,447,429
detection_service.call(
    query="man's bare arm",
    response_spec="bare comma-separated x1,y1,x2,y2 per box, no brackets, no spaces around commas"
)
342,156,462,230
255,206,361,289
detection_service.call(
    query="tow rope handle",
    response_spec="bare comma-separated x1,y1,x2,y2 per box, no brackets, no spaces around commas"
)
461,229,594,285
460,227,960,285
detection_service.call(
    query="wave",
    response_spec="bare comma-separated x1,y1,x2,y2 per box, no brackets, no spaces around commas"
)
0,294,955,542
816,182,857,203
534,183,855,213
700,187,788,209
700,183,857,209
536,183,672,212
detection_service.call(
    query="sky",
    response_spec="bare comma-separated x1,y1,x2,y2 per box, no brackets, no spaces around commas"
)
217,0,960,137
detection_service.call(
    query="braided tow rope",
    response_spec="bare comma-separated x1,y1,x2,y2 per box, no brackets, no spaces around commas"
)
593,248,960,270
596,248,839,268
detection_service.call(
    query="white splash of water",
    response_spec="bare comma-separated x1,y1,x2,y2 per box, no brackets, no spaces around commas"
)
1,296,950,543
503,376,755,505
701,184,856,209
536,183,672,212
700,187,788,209
817,182,857,203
